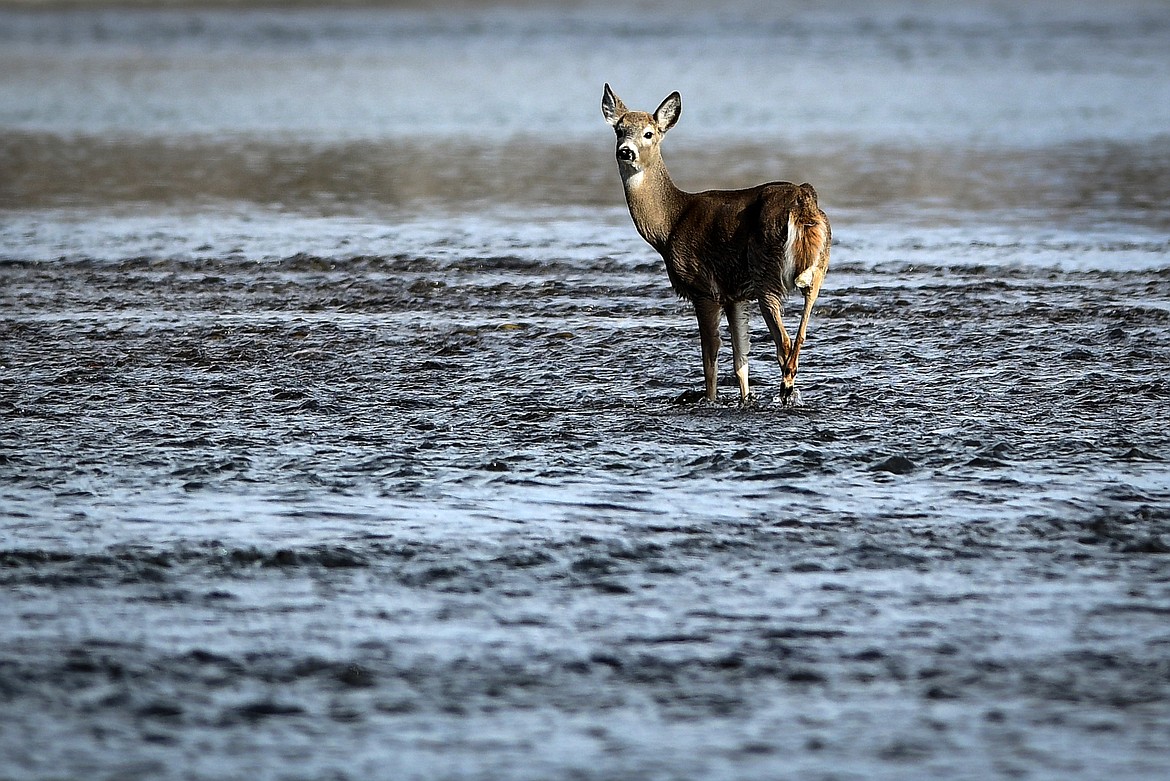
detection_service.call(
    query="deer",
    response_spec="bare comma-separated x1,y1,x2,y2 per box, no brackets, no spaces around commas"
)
601,84,831,405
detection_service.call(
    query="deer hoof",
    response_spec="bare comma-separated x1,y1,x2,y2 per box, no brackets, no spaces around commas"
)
778,382,802,407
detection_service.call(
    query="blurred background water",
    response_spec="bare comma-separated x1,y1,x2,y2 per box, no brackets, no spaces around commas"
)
2,0,1169,222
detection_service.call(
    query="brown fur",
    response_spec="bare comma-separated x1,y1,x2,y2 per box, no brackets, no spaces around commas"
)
602,84,830,403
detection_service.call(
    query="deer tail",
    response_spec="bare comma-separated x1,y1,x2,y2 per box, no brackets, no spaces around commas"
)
785,183,830,290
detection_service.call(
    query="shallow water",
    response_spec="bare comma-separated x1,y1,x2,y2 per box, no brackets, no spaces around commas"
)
3,2,1170,780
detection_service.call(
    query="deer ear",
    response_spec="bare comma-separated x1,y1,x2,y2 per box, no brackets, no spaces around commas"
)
602,84,627,126
654,92,681,133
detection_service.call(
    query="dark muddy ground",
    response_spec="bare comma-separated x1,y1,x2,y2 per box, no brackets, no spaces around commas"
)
3,223,1170,780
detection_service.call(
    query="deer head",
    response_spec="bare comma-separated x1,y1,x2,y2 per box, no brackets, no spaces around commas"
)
602,84,681,181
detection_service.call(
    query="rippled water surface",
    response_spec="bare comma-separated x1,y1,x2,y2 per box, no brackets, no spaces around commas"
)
3,2,1170,780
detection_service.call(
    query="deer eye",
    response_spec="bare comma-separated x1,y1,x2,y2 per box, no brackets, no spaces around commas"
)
643,130,654,140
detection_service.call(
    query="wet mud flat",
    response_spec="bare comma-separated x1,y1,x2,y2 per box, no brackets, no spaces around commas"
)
2,234,1170,781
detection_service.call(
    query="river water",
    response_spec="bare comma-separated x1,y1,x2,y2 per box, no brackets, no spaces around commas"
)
2,2,1169,780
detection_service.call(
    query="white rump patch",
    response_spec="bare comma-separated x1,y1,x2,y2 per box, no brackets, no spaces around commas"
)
782,215,798,287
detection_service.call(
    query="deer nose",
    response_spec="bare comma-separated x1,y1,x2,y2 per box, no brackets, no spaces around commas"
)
616,145,636,162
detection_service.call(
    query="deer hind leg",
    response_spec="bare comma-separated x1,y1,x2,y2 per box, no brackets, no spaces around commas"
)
781,266,826,400
694,298,722,402
723,301,752,401
759,292,793,381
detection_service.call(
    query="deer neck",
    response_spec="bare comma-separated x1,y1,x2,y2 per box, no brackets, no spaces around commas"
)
621,160,689,250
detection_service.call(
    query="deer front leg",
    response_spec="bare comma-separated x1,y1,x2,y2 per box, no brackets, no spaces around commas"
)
723,301,752,401
694,298,722,402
